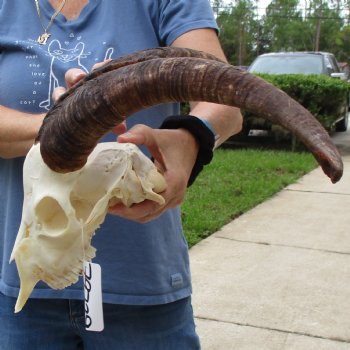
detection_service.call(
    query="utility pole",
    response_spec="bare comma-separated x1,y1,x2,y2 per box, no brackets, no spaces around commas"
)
314,0,322,51
238,21,245,65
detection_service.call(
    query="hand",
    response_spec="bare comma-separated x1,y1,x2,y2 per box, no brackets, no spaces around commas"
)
108,124,199,223
51,62,126,136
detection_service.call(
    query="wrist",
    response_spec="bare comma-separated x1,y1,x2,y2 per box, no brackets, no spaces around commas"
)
159,114,215,186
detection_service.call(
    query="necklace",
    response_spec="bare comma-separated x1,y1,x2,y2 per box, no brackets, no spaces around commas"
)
34,0,67,45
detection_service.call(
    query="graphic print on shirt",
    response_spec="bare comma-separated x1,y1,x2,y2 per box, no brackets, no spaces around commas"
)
13,35,115,111
39,39,89,110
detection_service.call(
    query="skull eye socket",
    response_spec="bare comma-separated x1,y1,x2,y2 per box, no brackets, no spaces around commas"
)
35,197,68,235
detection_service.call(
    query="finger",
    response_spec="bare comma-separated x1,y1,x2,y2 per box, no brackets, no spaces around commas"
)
108,170,186,223
92,59,112,71
64,68,86,89
134,189,185,223
111,121,127,136
108,200,164,222
117,126,147,144
118,125,164,166
52,86,67,102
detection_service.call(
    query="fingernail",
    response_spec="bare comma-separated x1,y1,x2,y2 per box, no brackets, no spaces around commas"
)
73,72,85,82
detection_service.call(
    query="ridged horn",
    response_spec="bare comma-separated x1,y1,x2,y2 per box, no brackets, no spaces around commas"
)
36,47,343,183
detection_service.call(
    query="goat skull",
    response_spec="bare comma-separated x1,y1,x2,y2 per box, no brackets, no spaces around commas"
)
10,142,166,313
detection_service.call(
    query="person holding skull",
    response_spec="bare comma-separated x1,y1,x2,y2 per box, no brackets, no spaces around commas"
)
0,0,242,349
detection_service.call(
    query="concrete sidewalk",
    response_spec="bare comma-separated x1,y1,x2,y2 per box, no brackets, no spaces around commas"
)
190,130,350,349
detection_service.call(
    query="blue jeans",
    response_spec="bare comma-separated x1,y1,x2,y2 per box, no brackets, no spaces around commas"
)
0,293,200,349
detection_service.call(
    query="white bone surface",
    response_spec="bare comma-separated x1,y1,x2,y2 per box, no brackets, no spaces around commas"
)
10,142,166,312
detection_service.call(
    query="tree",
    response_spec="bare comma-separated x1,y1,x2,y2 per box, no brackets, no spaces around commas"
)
337,24,350,61
210,0,224,16
306,0,344,52
212,0,350,65
216,0,258,65
262,0,307,51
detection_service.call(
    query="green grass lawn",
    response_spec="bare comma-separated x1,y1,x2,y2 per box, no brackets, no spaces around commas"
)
182,147,317,247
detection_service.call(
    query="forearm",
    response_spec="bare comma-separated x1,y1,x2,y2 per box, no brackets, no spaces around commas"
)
190,102,242,147
0,105,45,158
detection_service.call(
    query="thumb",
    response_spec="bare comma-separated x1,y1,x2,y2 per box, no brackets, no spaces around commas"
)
117,125,165,169
117,124,151,145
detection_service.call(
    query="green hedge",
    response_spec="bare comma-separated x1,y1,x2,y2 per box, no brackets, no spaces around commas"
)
244,73,349,133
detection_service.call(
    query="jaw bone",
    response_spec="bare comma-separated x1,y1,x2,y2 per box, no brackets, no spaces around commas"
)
10,142,166,313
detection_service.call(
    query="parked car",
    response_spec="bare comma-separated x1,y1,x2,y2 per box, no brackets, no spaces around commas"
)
247,51,349,132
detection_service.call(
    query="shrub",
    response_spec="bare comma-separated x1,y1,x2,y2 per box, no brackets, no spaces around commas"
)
243,74,349,134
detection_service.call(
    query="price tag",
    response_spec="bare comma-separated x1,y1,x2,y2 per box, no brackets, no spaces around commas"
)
83,262,104,332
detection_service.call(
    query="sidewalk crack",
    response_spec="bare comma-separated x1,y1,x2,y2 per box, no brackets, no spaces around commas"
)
215,236,350,256
286,188,350,196
195,316,350,344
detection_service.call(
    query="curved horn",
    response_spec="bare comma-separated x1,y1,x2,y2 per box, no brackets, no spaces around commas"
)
55,47,222,102
36,47,343,183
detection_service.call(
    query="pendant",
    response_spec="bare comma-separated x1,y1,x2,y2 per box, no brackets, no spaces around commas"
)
37,32,51,45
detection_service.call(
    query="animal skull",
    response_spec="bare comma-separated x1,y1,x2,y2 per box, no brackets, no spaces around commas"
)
10,142,166,313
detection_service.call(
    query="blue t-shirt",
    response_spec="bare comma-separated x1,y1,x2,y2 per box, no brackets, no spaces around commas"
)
0,0,218,305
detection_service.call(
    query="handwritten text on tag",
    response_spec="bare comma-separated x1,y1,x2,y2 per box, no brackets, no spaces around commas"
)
83,262,104,332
